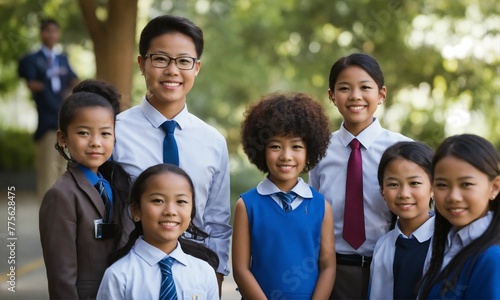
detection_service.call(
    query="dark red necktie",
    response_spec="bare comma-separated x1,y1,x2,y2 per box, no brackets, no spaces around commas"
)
343,138,366,249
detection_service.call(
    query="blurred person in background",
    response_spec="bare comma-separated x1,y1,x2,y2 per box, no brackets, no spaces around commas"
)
18,18,79,200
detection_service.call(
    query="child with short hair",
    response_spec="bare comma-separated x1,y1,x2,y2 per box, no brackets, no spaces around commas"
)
418,134,500,299
97,163,219,299
233,92,336,299
39,79,132,299
309,53,412,299
369,141,435,299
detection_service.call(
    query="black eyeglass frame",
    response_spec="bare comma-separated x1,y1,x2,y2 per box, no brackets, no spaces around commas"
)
144,53,198,70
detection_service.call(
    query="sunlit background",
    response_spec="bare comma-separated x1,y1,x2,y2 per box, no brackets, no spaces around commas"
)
0,0,499,211
1,0,499,206
0,0,499,298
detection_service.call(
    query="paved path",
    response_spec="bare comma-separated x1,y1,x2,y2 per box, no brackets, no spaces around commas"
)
0,191,240,299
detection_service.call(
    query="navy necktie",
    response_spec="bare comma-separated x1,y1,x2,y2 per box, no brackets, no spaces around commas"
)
275,191,297,212
159,257,177,300
343,138,366,249
160,120,179,166
95,180,112,222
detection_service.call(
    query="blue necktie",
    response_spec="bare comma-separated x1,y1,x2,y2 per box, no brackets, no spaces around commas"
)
95,180,112,222
159,257,177,300
160,120,179,166
275,191,297,212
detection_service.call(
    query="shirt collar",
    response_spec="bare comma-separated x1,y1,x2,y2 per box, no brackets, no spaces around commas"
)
447,211,493,249
41,46,58,58
393,214,435,243
256,176,313,199
338,117,383,150
78,164,103,186
134,236,189,267
140,97,189,130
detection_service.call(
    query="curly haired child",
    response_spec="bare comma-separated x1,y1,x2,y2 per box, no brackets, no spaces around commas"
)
233,91,336,299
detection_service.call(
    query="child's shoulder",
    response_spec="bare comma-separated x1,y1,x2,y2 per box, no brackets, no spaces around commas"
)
468,244,500,279
308,185,323,197
104,251,137,278
374,120,413,143
240,187,258,199
109,250,134,268
116,104,141,120
383,130,413,142
43,169,77,194
374,228,397,250
479,244,500,260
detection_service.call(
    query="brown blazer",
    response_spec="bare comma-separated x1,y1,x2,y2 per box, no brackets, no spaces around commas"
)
39,164,133,299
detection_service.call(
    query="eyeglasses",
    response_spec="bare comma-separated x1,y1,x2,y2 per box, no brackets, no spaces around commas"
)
144,53,197,70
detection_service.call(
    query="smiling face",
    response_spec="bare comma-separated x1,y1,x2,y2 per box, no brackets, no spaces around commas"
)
265,135,307,191
133,172,193,254
138,32,201,117
57,107,115,174
433,156,500,229
329,66,386,136
382,158,433,234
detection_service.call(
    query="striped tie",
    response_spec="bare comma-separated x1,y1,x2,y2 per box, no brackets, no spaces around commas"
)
95,180,112,222
159,257,177,300
275,191,297,212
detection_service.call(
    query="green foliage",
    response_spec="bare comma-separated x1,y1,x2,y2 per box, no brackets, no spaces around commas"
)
0,128,35,171
1,0,500,189
156,0,499,195
160,0,499,146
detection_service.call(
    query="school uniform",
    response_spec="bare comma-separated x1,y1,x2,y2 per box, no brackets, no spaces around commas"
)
426,211,500,299
309,118,412,299
369,215,434,299
39,163,132,299
114,98,232,275
96,236,219,300
240,177,325,299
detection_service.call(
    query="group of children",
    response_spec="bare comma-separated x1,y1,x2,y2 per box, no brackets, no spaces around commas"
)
38,14,500,300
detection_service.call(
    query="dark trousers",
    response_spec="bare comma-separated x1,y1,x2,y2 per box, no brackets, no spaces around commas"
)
331,264,370,299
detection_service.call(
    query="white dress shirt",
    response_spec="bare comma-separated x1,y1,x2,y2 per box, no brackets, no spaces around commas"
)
97,237,218,300
113,98,232,275
309,118,412,256
369,215,434,299
41,46,61,92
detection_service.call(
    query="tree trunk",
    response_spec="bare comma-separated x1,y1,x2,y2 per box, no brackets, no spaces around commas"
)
78,0,138,110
